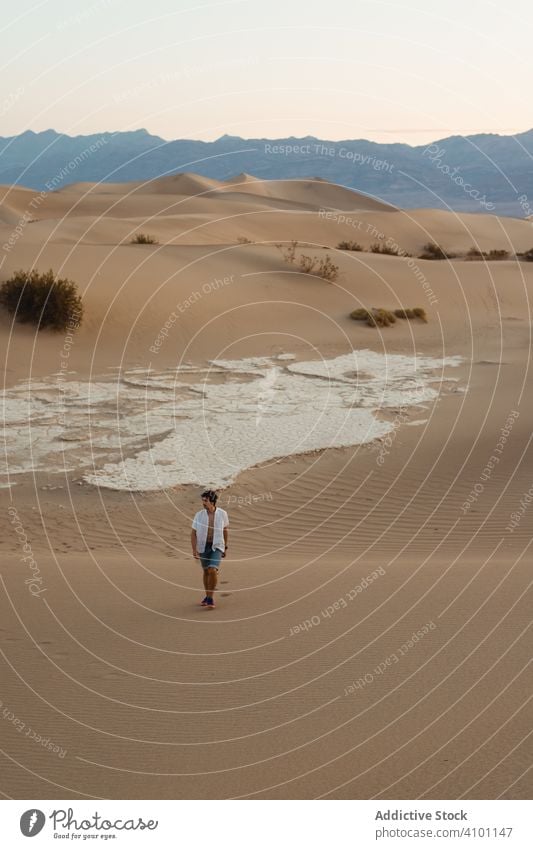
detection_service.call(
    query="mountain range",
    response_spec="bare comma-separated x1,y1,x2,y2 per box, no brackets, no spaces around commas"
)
1,127,532,217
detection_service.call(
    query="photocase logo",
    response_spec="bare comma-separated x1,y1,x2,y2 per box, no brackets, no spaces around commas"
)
20,809,46,836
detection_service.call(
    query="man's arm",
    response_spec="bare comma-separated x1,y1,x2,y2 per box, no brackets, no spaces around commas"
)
191,529,199,558
222,519,229,557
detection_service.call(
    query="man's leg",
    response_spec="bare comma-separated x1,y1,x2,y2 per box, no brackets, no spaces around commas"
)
206,567,218,598
199,550,210,601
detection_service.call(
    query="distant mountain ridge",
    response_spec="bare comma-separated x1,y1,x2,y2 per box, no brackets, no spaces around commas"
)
1,128,532,216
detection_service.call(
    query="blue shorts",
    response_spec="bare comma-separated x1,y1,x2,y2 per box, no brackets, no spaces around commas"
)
199,543,223,570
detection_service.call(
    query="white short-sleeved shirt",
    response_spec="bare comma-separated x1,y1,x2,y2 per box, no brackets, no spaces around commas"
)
192,508,229,553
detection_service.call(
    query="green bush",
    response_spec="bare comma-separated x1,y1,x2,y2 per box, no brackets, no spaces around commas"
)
371,308,396,326
131,233,158,244
521,248,533,261
0,268,83,331
351,306,429,326
350,308,373,321
394,308,416,319
363,310,390,327
394,307,427,322
350,307,398,327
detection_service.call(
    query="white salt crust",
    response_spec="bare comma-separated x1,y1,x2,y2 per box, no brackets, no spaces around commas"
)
0,350,462,491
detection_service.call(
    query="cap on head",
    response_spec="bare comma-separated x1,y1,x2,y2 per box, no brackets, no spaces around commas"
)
201,489,218,504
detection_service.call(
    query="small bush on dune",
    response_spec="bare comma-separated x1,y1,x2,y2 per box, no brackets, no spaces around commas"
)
350,308,373,321
419,242,455,260
362,310,393,327
131,233,158,244
298,254,339,281
277,241,339,281
394,308,416,319
370,242,397,255
298,254,316,274
466,247,509,261
0,268,83,331
338,240,362,251
519,247,533,261
394,307,427,322
351,306,428,327
276,240,299,264
237,236,253,244
315,256,340,282
350,307,396,327
369,241,412,257
371,308,396,326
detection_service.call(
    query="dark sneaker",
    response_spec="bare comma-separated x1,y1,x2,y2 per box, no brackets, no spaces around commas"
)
200,596,209,606
207,597,216,608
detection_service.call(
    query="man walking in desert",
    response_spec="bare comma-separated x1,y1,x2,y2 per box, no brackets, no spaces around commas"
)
191,489,229,609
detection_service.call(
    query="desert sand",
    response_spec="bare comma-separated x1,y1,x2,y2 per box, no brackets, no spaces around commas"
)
0,175,531,799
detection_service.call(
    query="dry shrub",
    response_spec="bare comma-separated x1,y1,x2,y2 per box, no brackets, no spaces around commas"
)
393,307,427,322
350,308,372,321
370,308,396,326
350,307,428,327
466,247,509,261
394,308,416,319
369,242,412,257
276,240,299,264
299,254,339,281
298,254,317,274
277,241,339,281
370,242,398,255
419,242,455,260
131,233,158,244
350,307,400,327
338,240,362,251
0,268,83,331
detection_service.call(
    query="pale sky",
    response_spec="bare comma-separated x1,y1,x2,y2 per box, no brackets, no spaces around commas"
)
1,0,530,145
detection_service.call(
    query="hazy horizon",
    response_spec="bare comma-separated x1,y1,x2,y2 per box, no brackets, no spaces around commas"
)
3,125,532,148
1,0,529,147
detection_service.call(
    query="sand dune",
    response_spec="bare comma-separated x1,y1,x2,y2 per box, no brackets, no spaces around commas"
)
130,172,225,196
3,176,532,256
208,174,395,211
0,173,531,800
